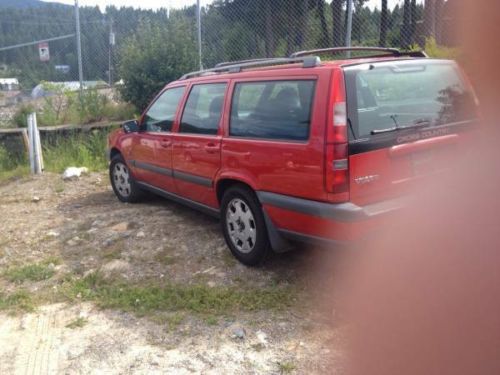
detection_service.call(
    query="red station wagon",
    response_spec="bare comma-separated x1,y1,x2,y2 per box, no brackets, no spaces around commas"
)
108,47,479,266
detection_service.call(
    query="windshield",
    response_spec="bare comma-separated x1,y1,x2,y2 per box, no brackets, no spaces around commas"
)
344,60,478,139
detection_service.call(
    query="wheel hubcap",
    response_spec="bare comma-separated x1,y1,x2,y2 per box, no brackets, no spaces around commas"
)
113,162,131,197
226,198,257,253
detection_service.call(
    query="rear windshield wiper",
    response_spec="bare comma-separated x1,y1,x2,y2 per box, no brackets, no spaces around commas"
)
371,117,432,135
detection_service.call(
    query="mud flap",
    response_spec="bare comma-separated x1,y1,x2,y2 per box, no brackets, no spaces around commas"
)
262,207,293,253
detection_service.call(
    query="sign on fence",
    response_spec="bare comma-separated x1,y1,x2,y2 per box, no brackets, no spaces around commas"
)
38,42,50,62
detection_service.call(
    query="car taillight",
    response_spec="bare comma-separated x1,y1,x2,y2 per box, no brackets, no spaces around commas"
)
326,70,349,199
332,102,348,143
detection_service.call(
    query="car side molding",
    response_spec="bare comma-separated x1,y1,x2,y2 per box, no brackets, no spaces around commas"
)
257,191,405,222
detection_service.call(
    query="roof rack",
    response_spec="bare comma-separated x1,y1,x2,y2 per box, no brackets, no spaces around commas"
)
215,58,284,68
290,47,428,59
180,56,321,80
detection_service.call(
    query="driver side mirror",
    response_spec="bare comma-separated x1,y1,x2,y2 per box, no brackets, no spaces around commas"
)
122,119,139,134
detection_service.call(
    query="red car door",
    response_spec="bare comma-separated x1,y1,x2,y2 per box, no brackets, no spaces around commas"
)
171,82,228,208
129,86,185,192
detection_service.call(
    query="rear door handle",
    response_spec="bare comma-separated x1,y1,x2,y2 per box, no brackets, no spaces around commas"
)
160,139,171,148
204,143,220,153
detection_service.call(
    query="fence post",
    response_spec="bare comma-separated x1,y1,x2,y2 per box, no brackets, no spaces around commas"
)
27,113,43,175
75,0,84,98
33,113,44,172
345,0,354,57
196,0,203,70
27,113,35,173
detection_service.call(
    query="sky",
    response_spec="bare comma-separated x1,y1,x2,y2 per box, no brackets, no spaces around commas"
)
43,0,417,12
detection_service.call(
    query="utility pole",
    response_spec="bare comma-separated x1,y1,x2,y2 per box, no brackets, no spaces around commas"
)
75,0,84,96
196,0,202,70
109,18,115,86
345,0,353,49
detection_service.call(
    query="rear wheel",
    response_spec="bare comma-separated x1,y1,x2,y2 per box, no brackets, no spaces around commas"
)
109,154,143,203
221,185,271,266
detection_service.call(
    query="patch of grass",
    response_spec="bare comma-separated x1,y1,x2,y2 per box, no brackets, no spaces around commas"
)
0,145,29,182
0,165,30,182
150,312,185,330
43,130,109,173
0,128,112,180
0,290,35,313
66,317,88,329
42,256,62,266
4,262,55,283
278,361,297,374
204,315,218,326
62,272,296,317
166,312,184,330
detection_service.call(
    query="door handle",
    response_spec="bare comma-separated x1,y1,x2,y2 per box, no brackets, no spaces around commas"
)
204,143,220,153
160,140,171,148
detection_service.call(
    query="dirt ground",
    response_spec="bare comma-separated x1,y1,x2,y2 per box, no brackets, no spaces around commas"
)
0,172,345,374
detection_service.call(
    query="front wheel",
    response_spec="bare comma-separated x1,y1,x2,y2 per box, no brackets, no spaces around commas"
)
109,154,143,203
221,185,271,266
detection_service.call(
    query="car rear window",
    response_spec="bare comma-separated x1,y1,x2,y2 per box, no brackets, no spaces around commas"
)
230,80,316,141
344,60,478,139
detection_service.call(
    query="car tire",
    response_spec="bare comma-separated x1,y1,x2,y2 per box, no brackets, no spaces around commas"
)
221,185,271,266
109,154,143,203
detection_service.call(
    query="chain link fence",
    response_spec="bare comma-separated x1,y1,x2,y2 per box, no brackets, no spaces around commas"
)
0,0,456,126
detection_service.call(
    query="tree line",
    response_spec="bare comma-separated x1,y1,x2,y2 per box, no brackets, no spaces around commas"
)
0,1,453,108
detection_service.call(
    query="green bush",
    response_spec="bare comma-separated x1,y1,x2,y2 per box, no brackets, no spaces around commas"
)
12,104,36,128
411,37,462,60
103,101,137,121
118,16,197,111
75,89,109,124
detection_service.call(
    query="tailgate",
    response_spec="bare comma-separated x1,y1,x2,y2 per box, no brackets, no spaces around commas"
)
344,59,479,206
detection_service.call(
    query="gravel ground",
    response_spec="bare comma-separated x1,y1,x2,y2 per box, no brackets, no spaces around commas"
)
0,171,345,374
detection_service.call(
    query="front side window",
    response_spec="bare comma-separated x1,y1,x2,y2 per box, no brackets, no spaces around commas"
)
143,86,185,132
180,83,227,135
230,80,316,141
345,61,478,139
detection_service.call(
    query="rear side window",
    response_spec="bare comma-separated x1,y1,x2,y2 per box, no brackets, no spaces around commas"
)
143,86,185,132
230,80,316,141
180,83,227,135
345,61,478,139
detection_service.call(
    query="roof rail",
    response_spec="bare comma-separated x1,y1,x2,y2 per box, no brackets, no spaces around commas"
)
215,58,283,68
180,56,321,80
290,47,427,59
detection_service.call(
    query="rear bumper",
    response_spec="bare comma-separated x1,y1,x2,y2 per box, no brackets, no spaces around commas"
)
257,191,405,245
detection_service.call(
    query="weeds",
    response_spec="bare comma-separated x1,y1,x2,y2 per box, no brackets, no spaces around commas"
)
62,272,295,317
0,128,110,181
34,84,136,127
42,130,109,173
278,361,297,374
66,317,88,329
0,290,34,313
3,261,56,283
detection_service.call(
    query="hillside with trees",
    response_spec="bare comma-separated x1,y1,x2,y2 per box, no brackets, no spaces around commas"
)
0,0,455,109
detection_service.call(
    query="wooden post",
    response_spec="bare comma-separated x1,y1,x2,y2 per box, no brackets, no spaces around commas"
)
21,128,29,156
